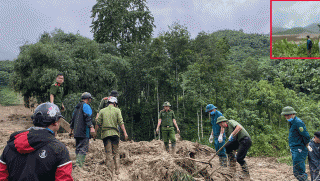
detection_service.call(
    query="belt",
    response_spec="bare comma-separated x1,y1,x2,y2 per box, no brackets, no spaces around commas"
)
162,126,173,128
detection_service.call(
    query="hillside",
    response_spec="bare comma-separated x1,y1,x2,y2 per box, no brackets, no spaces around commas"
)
273,27,314,35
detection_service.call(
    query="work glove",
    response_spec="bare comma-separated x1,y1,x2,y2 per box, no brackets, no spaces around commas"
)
209,134,214,143
218,134,223,143
308,145,313,152
177,129,180,134
156,128,159,134
228,134,234,142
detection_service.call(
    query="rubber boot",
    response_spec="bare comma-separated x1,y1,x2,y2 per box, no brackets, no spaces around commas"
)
164,144,169,153
76,154,86,168
240,162,253,181
228,153,237,177
219,156,227,167
171,142,177,157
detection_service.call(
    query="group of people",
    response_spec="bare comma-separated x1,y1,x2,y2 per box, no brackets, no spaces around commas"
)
206,103,320,181
0,73,319,181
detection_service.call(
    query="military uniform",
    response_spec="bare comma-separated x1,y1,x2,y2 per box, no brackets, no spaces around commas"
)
159,109,176,151
288,116,310,181
97,105,124,174
282,106,310,181
49,83,64,109
216,116,252,179
97,96,112,113
308,136,320,181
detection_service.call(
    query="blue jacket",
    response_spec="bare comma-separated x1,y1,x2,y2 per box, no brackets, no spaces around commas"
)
210,110,223,137
307,39,312,50
289,116,310,148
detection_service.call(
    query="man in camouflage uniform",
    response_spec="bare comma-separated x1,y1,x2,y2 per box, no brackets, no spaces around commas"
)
156,101,180,155
50,73,65,111
96,97,128,175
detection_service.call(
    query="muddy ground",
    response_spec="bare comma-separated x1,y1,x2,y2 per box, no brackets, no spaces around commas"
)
272,33,320,44
0,105,312,181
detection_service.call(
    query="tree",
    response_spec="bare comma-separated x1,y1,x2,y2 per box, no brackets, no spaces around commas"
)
90,0,156,56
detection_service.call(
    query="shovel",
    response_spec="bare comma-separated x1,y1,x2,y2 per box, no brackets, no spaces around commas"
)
192,140,230,176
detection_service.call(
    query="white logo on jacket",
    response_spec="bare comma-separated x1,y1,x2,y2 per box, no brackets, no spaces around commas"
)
39,150,47,158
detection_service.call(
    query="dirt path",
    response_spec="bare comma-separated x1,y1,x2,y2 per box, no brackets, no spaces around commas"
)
0,105,312,180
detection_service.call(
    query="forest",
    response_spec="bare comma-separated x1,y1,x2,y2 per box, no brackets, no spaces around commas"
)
1,0,320,158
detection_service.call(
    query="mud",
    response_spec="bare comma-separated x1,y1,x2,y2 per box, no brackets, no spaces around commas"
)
0,105,312,181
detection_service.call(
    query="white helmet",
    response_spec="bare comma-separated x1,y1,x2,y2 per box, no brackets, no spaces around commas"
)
108,97,118,103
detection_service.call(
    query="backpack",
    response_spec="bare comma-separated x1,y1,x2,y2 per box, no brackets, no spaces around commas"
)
310,40,313,48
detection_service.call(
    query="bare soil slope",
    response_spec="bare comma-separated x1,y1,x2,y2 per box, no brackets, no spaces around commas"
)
0,105,310,181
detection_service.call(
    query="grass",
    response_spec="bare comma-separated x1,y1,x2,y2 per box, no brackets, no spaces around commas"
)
0,87,22,106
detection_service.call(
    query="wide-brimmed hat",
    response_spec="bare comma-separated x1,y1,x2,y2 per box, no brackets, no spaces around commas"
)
281,106,297,115
216,116,228,124
205,104,217,112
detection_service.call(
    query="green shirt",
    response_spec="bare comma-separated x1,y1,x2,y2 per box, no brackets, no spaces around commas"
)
97,106,124,139
159,110,175,127
225,120,250,141
49,83,64,108
97,97,111,113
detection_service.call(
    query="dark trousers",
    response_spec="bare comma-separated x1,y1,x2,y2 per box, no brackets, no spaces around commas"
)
225,136,252,166
75,137,89,155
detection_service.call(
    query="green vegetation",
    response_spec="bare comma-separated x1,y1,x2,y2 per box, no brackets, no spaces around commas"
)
0,87,21,106
273,38,320,57
0,1,319,159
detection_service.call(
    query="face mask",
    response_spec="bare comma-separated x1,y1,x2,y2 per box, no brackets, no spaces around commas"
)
287,118,293,122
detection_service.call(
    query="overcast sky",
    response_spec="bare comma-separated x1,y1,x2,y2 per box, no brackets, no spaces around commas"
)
0,0,269,61
272,1,320,29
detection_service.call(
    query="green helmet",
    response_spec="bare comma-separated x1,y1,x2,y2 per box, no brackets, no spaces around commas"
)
163,101,171,107
281,106,297,115
216,116,228,124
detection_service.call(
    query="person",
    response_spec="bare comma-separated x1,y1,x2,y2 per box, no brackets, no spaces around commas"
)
50,73,65,111
0,102,73,180
96,97,128,175
307,35,313,57
156,101,180,154
308,132,320,181
95,90,119,120
69,92,96,168
318,38,320,54
205,104,227,167
281,106,310,181
216,116,252,180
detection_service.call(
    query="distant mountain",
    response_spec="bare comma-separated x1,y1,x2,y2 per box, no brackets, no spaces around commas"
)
272,27,314,35
304,23,320,33
0,50,17,61
272,27,289,34
272,23,320,35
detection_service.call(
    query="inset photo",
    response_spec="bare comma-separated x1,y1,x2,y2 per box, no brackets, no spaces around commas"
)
271,1,320,59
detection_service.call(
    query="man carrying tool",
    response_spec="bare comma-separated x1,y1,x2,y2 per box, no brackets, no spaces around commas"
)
216,116,252,180
205,104,227,167
0,103,73,180
281,106,310,181
156,101,180,155
96,97,128,175
308,132,320,181
70,92,96,168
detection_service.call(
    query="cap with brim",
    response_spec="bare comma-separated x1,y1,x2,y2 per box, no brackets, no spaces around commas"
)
205,104,217,112
281,106,297,115
314,132,320,139
216,116,228,124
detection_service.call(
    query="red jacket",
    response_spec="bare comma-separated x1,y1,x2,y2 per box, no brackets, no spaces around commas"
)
0,127,73,181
